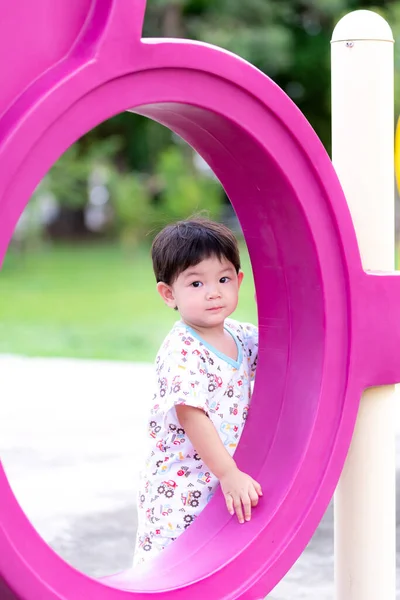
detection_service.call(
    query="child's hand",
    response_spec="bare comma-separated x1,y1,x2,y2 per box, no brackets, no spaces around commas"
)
220,467,263,523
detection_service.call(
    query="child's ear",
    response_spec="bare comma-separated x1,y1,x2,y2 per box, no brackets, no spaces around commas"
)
157,282,176,309
238,271,244,287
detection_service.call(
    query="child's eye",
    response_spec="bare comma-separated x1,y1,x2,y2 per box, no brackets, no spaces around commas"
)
220,276,230,283
191,281,202,288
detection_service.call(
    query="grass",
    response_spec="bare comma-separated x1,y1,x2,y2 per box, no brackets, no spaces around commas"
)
0,242,256,362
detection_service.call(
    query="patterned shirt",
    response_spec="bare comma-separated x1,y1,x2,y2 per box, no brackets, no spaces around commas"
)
133,318,258,566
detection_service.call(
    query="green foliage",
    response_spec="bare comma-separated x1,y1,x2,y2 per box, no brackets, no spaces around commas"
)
24,129,223,248
108,144,222,244
191,0,293,75
155,145,222,224
109,171,155,246
45,145,89,210
46,137,122,209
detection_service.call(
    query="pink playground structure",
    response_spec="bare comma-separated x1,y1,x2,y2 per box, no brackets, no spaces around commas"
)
0,1,399,599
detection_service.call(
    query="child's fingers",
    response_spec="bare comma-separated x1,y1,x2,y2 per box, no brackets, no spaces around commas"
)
241,493,252,522
225,493,235,516
253,479,263,496
233,497,245,524
249,487,259,507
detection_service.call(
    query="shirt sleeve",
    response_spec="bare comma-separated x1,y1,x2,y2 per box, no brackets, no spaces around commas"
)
156,345,211,426
241,322,258,379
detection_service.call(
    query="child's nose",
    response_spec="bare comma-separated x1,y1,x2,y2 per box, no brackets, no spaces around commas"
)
206,286,222,299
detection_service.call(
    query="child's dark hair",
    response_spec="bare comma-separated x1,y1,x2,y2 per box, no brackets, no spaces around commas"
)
152,217,241,284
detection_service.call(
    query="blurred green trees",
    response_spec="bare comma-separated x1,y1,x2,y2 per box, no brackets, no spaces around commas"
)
22,0,400,247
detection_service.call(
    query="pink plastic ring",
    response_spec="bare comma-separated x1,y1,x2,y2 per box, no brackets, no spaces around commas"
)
1,2,400,599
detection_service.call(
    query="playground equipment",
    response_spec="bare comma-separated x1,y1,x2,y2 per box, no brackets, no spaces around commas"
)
0,2,398,599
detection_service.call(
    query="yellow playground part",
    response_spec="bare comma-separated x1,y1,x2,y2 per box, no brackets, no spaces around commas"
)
395,116,400,195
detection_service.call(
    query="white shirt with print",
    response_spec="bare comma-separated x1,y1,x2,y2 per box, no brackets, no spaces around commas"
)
133,318,258,566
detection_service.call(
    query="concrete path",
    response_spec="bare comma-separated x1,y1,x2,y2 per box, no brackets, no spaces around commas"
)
1,355,399,598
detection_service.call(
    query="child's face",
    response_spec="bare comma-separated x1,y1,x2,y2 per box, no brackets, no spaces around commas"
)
157,255,244,331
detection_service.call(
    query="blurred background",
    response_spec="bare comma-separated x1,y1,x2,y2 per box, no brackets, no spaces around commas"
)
2,0,400,362
2,2,400,598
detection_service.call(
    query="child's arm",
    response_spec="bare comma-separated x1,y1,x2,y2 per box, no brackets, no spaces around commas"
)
176,405,262,524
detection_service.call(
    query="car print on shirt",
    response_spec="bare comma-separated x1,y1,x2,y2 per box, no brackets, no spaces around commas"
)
180,489,202,508
171,428,186,445
207,373,223,393
149,420,162,438
157,480,178,499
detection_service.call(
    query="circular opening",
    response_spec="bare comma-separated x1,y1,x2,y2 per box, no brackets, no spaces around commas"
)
0,66,350,599
112,101,327,588
1,115,257,578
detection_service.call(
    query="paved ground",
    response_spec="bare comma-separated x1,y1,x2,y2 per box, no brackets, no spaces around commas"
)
1,355,399,598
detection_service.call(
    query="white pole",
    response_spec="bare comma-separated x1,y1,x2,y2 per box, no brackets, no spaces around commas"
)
331,10,396,600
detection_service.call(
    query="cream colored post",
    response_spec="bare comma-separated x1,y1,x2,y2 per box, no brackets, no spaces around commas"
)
331,10,396,600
